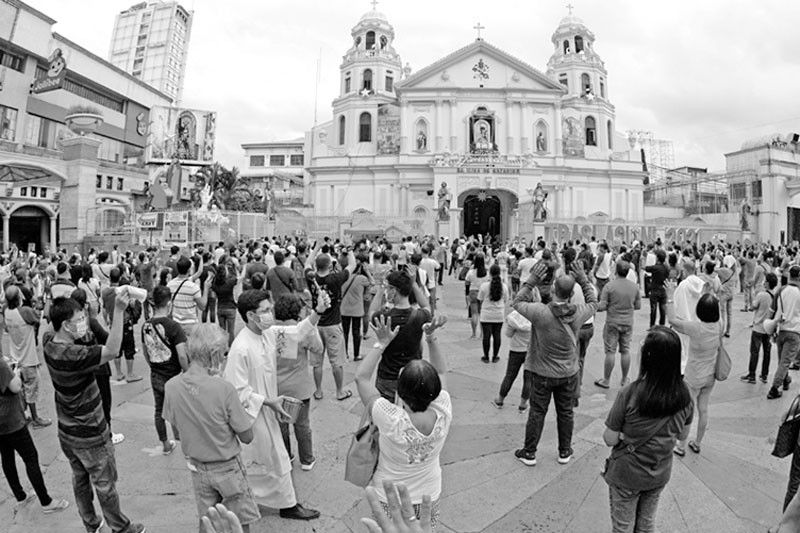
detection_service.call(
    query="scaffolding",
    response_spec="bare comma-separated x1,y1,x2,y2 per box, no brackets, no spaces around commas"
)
626,131,675,185
644,165,758,215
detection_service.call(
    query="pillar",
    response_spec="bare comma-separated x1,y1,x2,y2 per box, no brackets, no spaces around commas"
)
2,215,8,251
435,100,443,152
448,99,458,152
554,103,563,157
520,102,530,154
399,100,409,153
505,100,514,154
60,136,100,251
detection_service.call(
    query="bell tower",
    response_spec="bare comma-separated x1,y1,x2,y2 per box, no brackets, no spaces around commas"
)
331,4,402,150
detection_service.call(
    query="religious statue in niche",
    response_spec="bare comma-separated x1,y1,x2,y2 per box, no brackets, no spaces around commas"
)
531,183,548,221
380,35,387,49
437,182,452,221
536,131,547,152
416,130,427,151
740,199,751,232
175,111,197,160
474,120,492,151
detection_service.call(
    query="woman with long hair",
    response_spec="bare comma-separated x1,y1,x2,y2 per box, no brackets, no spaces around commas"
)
665,282,722,455
77,264,101,319
465,253,489,339
602,326,693,532
478,264,508,363
340,256,373,361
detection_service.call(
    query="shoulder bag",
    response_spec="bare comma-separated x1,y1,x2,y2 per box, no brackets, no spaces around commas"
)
772,393,800,458
714,329,732,381
602,415,671,483
168,278,189,319
344,401,380,487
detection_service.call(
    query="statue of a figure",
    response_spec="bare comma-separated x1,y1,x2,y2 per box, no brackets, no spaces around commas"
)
536,131,547,152
416,130,427,151
740,199,751,232
531,183,547,221
437,182,452,221
198,184,213,212
265,184,276,220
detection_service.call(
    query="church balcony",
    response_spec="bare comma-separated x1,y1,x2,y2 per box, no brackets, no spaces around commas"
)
344,49,400,63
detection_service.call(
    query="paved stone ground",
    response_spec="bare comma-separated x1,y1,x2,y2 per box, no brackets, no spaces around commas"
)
0,276,792,532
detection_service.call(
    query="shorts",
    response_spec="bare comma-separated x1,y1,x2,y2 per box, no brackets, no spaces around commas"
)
20,365,40,404
119,328,136,360
603,323,632,356
468,291,480,305
312,324,346,368
189,456,260,526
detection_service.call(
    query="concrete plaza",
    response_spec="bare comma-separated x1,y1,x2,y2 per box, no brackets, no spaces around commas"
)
0,276,792,532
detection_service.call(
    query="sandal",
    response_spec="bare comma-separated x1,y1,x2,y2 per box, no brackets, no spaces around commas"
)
162,440,178,456
336,390,353,401
673,446,686,457
688,441,701,454
313,391,324,400
594,379,610,389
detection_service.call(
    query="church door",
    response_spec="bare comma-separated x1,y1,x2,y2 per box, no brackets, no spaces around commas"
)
789,207,800,243
463,194,501,239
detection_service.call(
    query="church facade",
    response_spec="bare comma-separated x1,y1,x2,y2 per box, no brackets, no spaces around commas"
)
304,9,646,241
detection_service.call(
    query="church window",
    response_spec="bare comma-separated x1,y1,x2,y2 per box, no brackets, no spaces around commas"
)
363,69,373,91
338,115,346,145
581,73,592,95
385,74,393,92
359,112,372,142
345,74,351,93
585,116,597,146
563,40,570,54
600,78,606,98
558,73,568,90
365,31,376,50
607,120,613,150
574,35,584,53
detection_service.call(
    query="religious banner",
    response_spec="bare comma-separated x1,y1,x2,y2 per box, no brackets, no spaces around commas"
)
162,212,189,245
376,103,400,155
562,116,585,158
146,106,216,164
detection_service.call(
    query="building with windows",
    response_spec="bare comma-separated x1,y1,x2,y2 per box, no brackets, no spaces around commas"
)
0,0,173,251
240,138,305,209
304,8,646,241
108,1,193,104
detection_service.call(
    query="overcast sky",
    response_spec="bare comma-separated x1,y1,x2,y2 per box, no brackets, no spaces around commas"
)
28,0,800,171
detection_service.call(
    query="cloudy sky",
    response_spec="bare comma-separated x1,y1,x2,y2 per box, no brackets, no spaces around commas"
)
29,0,800,171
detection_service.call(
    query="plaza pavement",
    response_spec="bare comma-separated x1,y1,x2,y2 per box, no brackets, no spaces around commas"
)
0,276,792,532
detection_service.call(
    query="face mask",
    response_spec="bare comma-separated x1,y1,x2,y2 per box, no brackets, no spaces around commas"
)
69,319,88,339
258,311,274,329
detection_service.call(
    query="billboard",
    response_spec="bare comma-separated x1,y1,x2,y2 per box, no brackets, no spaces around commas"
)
162,211,189,245
31,49,67,94
146,106,216,165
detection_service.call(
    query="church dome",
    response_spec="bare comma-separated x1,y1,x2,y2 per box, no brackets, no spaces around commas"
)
360,9,388,22
557,14,586,29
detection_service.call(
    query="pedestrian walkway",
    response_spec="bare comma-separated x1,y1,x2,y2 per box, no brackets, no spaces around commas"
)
0,278,790,532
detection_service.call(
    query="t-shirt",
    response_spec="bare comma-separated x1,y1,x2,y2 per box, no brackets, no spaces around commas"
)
373,307,433,381
645,263,670,295
752,290,774,334
142,316,187,378
163,372,253,463
135,262,155,292
419,258,439,290
4,306,39,367
43,339,108,448
50,279,76,300
604,382,693,491
266,265,296,303
517,257,537,282
0,358,26,435
370,390,452,504
167,277,202,326
340,273,371,317
276,327,322,401
477,281,509,323
465,270,488,293
314,270,349,326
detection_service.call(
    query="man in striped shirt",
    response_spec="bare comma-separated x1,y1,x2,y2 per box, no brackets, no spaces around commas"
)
43,292,146,533
167,256,213,335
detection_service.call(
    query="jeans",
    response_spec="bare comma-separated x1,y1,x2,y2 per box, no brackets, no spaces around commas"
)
522,372,579,455
341,315,363,359
644,275,651,298
747,331,771,378
189,456,261,525
202,295,217,323
719,296,733,335
596,277,609,298
577,324,595,399
773,331,800,389
152,372,180,443
608,483,663,533
0,426,52,505
217,307,237,346
60,439,132,533
95,373,112,428
481,322,503,359
437,265,444,285
648,291,666,327
279,399,314,465
498,350,532,400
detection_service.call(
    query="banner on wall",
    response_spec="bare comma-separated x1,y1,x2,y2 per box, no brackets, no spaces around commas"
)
534,222,738,246
162,212,188,245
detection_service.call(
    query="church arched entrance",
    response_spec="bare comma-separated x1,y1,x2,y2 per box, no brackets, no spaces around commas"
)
10,206,50,253
458,189,518,241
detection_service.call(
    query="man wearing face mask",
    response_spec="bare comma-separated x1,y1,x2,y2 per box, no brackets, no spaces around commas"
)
223,288,331,521
43,291,147,533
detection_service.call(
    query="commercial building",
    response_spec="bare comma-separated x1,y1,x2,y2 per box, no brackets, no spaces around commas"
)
240,138,305,211
108,1,193,104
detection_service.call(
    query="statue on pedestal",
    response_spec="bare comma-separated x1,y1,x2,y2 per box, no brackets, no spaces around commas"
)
536,131,547,152
531,183,548,221
740,199,751,232
437,182,452,221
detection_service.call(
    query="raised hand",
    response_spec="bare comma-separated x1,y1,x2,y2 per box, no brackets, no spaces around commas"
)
370,314,400,346
422,315,447,336
361,482,432,533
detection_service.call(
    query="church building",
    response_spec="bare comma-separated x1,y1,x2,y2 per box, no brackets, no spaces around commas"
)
304,8,646,241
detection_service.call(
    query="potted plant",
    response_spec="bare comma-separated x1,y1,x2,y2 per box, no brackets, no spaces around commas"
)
65,104,103,136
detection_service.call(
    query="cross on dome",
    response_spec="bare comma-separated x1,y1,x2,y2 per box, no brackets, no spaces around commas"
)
566,3,574,14
370,0,379,10
473,22,485,40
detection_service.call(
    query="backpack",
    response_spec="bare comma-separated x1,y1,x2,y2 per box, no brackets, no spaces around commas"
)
142,321,173,365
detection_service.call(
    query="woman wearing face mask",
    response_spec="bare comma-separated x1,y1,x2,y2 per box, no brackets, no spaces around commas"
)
355,314,450,530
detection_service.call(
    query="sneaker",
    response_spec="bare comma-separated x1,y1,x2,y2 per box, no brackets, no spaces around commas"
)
300,459,316,471
768,387,783,400
760,375,769,383
91,517,106,533
491,399,504,409
279,503,320,520
112,433,125,445
492,356,500,363
125,375,143,383
32,417,52,429
480,356,489,364
518,402,528,412
42,498,69,514
127,524,146,533
785,376,793,391
740,374,756,384
558,449,574,465
514,449,537,466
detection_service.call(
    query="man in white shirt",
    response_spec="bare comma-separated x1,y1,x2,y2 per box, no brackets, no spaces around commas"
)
517,247,536,282
419,246,440,314
643,245,657,297
769,266,800,399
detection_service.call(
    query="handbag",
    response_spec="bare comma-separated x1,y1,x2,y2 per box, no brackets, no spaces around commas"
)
458,265,469,281
773,394,800,458
714,343,732,381
344,403,380,487
602,416,671,483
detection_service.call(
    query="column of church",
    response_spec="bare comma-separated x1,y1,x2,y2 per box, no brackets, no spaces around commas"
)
448,99,458,152
505,99,513,154
520,102,531,154
570,186,577,219
435,100,443,152
399,98,409,152
553,102,563,157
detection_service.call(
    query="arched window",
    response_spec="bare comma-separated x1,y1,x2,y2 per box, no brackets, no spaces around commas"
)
563,39,570,54
362,69,373,91
581,73,592,95
359,112,372,142
534,120,549,152
607,120,613,150
365,31,376,50
574,35,584,53
338,115,346,145
600,78,606,98
585,116,597,146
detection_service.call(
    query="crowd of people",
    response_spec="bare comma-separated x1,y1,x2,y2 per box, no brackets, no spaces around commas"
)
0,233,799,532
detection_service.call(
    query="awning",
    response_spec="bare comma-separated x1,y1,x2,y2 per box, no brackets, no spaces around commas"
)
0,163,65,186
